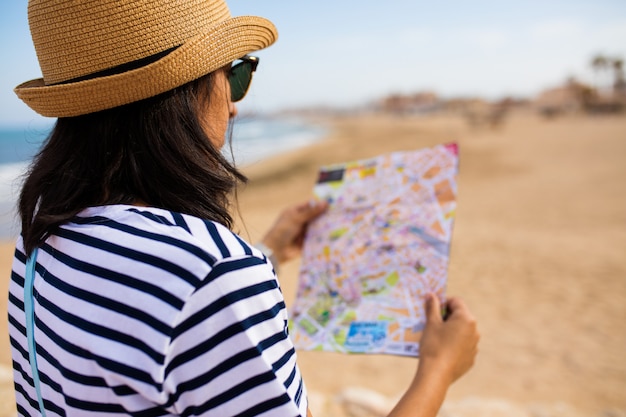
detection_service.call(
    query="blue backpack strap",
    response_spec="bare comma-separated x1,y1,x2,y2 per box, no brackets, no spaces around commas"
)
24,247,47,416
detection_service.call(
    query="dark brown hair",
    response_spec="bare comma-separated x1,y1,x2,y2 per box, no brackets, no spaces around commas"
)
19,71,246,254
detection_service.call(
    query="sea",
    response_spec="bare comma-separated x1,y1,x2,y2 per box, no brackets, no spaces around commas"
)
0,116,326,240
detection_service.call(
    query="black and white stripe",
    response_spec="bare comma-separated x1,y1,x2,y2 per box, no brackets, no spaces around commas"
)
8,205,307,416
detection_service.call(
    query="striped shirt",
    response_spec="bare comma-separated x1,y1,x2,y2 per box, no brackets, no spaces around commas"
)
8,205,308,416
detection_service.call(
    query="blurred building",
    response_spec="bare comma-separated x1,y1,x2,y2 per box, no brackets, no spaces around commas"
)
377,91,440,115
535,77,624,117
534,80,590,117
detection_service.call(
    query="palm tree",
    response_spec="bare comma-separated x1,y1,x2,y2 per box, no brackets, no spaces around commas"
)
591,54,610,93
612,58,625,96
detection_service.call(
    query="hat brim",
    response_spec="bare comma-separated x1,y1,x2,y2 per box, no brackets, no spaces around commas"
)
14,16,277,118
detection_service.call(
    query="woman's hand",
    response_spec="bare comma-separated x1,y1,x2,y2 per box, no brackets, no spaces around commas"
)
387,295,479,417
260,200,328,264
417,294,480,385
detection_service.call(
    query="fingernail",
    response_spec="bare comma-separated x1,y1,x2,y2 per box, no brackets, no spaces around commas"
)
309,199,322,208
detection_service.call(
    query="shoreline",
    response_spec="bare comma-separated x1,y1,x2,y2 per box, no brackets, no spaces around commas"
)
0,116,330,241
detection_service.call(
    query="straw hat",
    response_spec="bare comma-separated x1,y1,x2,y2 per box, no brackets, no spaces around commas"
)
14,0,277,117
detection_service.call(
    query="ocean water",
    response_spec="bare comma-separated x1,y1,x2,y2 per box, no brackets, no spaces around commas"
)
0,117,326,239
227,117,326,167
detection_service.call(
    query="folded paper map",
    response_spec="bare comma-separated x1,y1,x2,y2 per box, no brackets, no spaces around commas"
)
289,143,459,357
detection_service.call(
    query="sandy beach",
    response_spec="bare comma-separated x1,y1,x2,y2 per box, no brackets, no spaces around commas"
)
0,111,624,416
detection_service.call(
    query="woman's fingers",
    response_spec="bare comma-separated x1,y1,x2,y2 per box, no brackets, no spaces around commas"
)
425,293,443,325
418,295,480,384
261,199,328,263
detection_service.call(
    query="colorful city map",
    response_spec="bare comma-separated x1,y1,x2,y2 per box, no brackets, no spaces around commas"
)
289,143,459,357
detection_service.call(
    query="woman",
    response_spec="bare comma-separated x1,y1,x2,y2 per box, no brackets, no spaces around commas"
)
9,0,479,416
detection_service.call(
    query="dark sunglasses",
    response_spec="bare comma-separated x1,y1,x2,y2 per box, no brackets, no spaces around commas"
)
228,55,259,102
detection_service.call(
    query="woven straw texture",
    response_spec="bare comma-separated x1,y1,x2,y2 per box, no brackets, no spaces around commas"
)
15,0,277,117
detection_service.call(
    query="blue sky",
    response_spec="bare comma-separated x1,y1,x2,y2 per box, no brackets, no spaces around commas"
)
1,1,625,127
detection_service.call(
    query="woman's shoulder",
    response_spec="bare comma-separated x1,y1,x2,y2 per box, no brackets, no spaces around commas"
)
68,205,257,264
